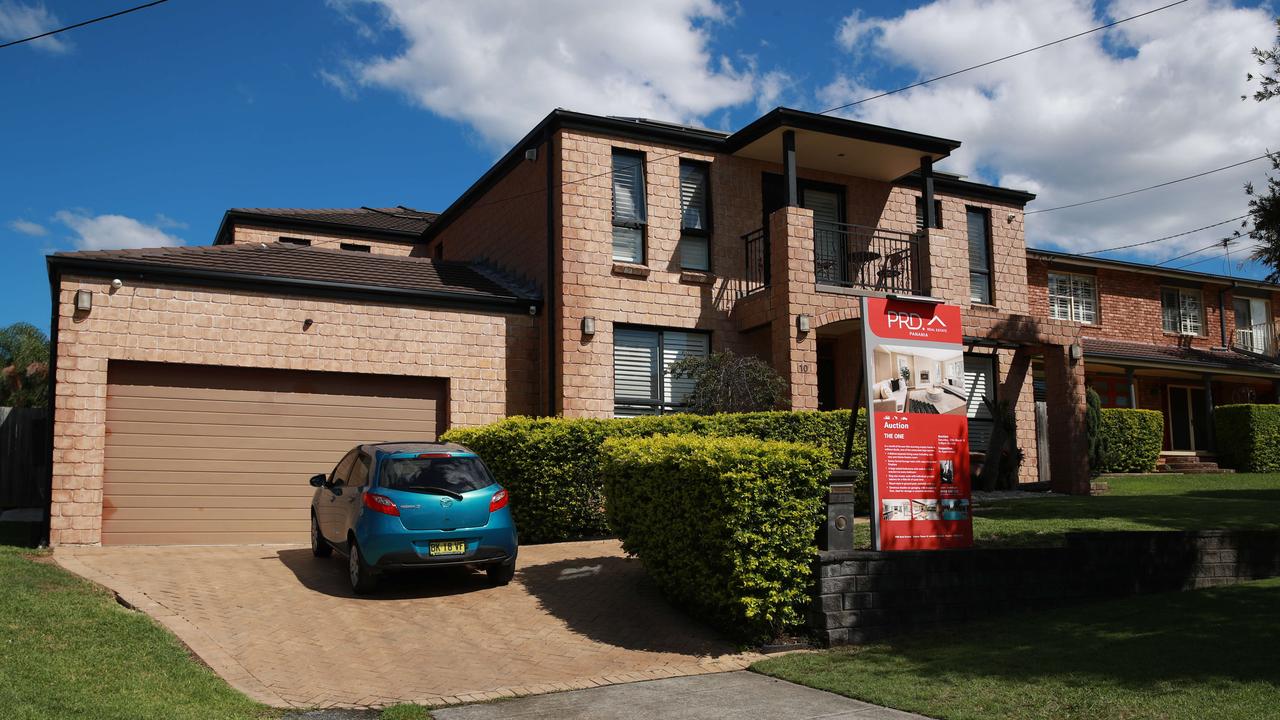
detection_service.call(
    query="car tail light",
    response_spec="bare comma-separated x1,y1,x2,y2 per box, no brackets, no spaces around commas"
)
363,492,400,516
415,453,452,459
489,488,509,513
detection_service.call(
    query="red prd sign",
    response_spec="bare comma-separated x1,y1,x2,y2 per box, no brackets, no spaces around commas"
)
862,297,972,551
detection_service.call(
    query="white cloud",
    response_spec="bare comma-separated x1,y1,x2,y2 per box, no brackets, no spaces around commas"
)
56,211,184,251
329,0,760,146
8,219,47,236
0,0,69,53
318,68,358,100
819,0,1280,262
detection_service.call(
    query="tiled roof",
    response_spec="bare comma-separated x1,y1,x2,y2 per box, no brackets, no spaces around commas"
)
50,242,537,304
1082,337,1280,375
228,207,438,236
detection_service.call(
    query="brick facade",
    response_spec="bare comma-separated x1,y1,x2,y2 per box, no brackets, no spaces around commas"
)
49,275,540,545
228,223,423,257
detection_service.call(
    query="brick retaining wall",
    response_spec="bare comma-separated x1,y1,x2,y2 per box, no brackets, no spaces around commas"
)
811,530,1280,645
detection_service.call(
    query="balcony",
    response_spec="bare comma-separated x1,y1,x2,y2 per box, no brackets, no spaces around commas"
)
1232,320,1277,356
742,220,924,296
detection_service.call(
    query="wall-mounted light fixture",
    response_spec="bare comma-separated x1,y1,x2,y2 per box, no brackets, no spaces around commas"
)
302,318,314,331
796,314,812,333
581,316,596,337
1069,343,1083,362
74,290,92,312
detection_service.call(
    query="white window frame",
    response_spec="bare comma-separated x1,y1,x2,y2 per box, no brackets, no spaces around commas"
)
1161,287,1204,336
1047,271,1098,324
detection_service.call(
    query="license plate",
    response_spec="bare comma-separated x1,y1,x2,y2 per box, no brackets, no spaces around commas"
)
429,540,467,556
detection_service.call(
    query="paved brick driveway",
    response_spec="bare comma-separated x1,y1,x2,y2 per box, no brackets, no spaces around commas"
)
56,540,761,709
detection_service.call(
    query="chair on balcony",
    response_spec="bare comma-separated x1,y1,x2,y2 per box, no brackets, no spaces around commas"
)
874,249,912,291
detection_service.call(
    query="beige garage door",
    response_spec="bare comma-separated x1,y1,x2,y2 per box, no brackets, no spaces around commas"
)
103,361,446,545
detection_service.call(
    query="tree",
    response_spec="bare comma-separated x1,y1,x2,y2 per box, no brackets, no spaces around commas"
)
0,322,50,408
1246,19,1280,280
668,350,786,414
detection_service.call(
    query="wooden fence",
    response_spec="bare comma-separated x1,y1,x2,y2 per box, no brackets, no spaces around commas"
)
0,407,50,509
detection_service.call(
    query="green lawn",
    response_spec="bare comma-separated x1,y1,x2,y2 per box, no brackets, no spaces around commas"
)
0,540,275,720
853,473,1280,548
756,577,1280,720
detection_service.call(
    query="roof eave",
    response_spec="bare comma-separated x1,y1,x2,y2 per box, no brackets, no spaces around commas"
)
1029,249,1280,292
221,210,427,245
723,107,962,157
47,255,540,315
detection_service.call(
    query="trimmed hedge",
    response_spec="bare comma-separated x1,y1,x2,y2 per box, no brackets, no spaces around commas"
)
601,434,828,642
1097,408,1164,473
1215,404,1280,472
441,410,867,544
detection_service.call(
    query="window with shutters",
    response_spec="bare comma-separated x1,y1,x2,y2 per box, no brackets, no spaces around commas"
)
678,160,712,271
611,149,647,263
963,354,997,451
1047,271,1097,324
914,197,943,230
1161,287,1203,335
613,327,710,416
966,207,993,305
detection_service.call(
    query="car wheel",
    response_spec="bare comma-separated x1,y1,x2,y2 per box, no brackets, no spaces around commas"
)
348,538,378,595
311,514,331,558
487,560,516,587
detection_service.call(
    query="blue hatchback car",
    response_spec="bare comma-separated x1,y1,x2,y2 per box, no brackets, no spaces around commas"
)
309,442,518,594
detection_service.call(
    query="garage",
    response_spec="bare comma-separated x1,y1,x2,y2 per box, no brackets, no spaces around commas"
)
102,361,446,545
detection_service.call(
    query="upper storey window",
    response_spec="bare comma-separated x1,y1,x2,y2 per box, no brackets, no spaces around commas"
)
966,207,993,305
1048,272,1097,324
611,149,647,264
678,161,711,271
1162,288,1204,335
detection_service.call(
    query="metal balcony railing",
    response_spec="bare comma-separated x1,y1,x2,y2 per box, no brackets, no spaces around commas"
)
815,221,923,294
1233,320,1277,356
743,227,769,295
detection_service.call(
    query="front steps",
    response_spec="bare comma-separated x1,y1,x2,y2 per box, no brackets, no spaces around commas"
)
1156,454,1234,474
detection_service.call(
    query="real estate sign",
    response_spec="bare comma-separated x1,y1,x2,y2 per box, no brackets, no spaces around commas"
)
861,297,972,551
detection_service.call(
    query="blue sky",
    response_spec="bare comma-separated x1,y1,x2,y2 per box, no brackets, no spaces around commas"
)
2,0,1277,332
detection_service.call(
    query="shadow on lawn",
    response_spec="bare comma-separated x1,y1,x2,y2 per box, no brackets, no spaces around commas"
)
850,579,1280,688
973,485,1280,545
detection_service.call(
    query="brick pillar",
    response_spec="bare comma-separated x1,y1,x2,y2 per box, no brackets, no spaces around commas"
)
1044,344,1090,495
768,206,818,411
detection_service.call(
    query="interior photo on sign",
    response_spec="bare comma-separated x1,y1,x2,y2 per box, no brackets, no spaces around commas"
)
871,344,968,416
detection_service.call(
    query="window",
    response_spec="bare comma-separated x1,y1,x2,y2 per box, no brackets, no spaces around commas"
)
914,197,943,230
963,354,997,450
678,160,711,271
379,455,495,494
1047,272,1097,324
804,187,845,285
329,450,357,487
613,327,710,416
349,454,370,488
340,242,371,253
1233,297,1273,353
279,237,311,247
1161,287,1203,335
611,149,647,263
966,207,992,304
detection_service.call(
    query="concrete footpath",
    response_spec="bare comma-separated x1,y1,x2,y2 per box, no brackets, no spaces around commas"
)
431,671,932,720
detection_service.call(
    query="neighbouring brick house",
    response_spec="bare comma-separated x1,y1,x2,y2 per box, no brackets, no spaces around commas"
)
1027,250,1280,467
47,107,1091,547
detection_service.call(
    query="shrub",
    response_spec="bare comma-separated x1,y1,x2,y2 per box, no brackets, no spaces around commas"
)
1215,404,1280,472
1096,408,1164,473
1086,387,1105,476
668,350,787,413
601,434,828,642
441,410,868,543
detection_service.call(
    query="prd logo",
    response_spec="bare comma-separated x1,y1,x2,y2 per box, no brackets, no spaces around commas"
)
885,311,947,331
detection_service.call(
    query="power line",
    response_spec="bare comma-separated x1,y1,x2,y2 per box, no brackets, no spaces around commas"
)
1081,215,1249,255
1025,154,1272,215
818,0,1192,115
1156,231,1254,266
1174,243,1263,270
0,0,171,51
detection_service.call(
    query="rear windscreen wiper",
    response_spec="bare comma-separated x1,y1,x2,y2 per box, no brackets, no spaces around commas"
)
405,486,465,501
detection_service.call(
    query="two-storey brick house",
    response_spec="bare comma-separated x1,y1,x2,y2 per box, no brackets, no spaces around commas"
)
1027,250,1280,466
45,107,1090,546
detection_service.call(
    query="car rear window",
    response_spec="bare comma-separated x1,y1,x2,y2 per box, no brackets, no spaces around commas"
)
379,455,495,494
